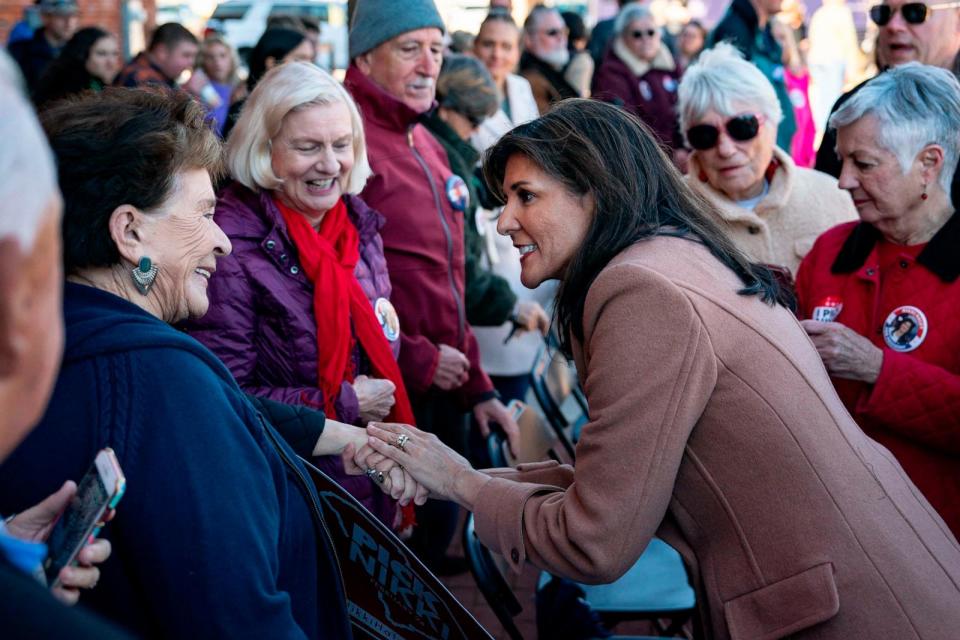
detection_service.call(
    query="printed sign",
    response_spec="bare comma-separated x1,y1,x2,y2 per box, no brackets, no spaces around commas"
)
302,460,494,640
812,296,843,322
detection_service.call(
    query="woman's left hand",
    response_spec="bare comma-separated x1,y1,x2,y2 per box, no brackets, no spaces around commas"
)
801,320,884,383
5,481,114,605
358,423,489,510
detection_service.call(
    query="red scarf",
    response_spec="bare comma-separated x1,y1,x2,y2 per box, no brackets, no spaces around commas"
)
275,197,415,426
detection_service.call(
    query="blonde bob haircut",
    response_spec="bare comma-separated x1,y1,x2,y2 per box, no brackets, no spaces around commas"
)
226,61,372,194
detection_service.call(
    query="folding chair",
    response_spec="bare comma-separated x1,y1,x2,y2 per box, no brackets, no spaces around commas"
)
483,407,696,638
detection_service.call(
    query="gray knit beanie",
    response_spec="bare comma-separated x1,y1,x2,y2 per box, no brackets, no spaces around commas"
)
349,0,446,59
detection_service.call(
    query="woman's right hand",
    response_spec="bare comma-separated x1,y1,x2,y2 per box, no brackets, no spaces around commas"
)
353,375,396,423
356,423,490,511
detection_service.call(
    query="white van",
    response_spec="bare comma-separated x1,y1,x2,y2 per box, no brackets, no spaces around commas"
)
207,0,349,72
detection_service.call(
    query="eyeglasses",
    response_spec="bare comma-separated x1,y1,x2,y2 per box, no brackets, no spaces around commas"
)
630,29,658,39
869,2,960,26
686,114,763,150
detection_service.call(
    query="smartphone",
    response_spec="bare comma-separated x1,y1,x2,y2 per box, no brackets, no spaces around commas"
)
43,448,126,588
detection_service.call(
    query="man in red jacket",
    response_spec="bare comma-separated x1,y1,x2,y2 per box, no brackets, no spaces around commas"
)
345,0,520,572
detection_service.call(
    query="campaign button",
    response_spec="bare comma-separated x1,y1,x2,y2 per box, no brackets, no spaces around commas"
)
882,305,927,352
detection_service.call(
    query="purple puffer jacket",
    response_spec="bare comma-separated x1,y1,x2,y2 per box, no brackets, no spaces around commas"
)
186,181,399,524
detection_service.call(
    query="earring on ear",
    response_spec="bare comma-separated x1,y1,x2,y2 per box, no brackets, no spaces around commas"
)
132,257,158,295
921,183,929,201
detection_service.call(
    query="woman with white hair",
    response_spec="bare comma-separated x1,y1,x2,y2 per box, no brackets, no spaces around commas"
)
679,43,857,275
592,3,682,151
796,63,960,536
186,62,415,528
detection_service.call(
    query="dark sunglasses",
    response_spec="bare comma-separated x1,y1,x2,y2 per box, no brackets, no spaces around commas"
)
686,113,763,150
630,29,658,39
869,2,960,26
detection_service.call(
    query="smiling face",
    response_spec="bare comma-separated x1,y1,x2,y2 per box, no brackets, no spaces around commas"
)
496,154,593,287
474,19,521,87
271,100,355,225
836,114,933,242
134,168,231,323
356,28,444,114
691,107,776,202
624,17,661,62
877,0,960,68
86,35,120,84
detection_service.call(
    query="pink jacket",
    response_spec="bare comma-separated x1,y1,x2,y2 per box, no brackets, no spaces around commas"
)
473,237,960,639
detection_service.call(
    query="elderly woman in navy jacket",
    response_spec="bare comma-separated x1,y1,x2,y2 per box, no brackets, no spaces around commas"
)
592,3,682,152
0,88,368,637
187,62,413,527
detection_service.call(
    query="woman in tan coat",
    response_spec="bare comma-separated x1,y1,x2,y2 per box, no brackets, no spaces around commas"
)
679,43,857,276
353,100,960,639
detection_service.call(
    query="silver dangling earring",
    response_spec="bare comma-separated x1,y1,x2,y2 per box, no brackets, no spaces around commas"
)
132,257,158,295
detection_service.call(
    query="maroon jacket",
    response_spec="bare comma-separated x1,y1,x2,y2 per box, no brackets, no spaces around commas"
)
592,47,682,150
344,65,493,405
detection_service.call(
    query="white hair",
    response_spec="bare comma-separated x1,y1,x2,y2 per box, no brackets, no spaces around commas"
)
0,51,59,249
830,62,960,194
614,3,658,38
226,61,372,194
677,42,783,140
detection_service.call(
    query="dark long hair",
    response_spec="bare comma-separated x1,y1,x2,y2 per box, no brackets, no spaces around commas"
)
246,28,306,91
33,27,112,109
483,99,790,358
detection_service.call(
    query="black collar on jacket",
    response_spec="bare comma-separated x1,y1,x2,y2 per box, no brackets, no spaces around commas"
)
519,51,579,100
831,213,960,282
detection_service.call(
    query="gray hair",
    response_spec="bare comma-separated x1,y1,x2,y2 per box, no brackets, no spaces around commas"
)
227,61,371,194
614,3,658,38
677,42,783,139
830,62,960,194
437,54,499,125
0,51,58,250
523,4,559,34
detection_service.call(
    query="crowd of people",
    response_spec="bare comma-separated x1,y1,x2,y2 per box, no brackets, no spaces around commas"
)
2,0,959,638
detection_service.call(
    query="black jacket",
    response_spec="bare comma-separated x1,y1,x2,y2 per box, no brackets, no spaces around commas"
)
8,27,59,92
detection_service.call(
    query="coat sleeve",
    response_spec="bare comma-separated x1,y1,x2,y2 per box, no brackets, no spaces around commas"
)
118,350,311,638
186,247,360,424
855,350,960,453
398,331,441,394
473,263,717,582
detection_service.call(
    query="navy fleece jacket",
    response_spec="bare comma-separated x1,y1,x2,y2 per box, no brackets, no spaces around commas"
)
0,283,350,639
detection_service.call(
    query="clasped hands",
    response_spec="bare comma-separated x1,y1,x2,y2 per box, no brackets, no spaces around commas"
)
342,422,489,512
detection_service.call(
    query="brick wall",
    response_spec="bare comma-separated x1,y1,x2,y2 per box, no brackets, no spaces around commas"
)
1,0,156,56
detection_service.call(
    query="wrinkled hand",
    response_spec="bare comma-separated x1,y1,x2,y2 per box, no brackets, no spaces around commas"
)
473,397,520,457
342,435,428,507
432,344,469,390
801,320,883,383
353,375,396,423
361,423,488,509
5,481,113,605
514,301,550,336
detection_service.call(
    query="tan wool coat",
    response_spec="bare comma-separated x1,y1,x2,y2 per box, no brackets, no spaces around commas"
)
686,147,858,275
473,237,960,640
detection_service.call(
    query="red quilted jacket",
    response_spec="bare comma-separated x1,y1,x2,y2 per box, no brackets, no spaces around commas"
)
344,65,493,404
796,219,960,534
